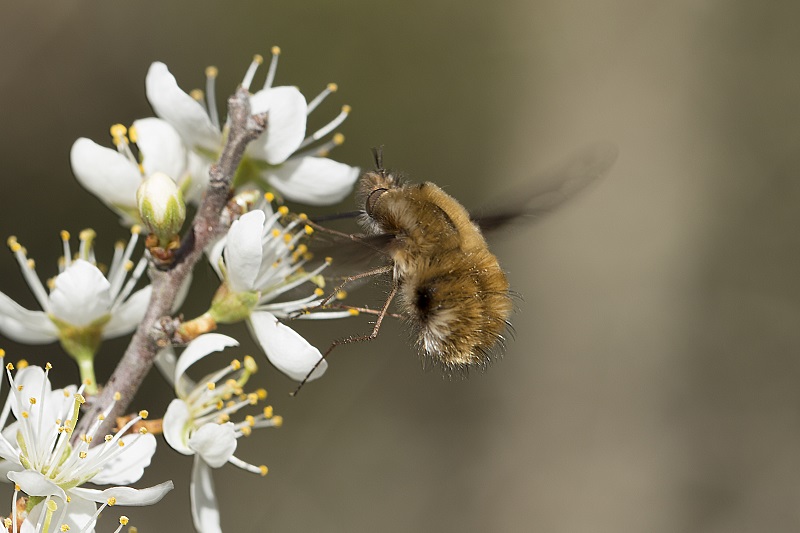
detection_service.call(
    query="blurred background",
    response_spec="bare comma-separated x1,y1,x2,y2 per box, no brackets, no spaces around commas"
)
2,1,800,531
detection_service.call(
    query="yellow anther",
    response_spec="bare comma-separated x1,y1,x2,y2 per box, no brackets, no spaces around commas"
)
260,465,269,476
119,516,129,526
189,89,204,101
17,385,23,392
27,259,36,270
314,288,325,297
75,394,86,404
327,82,338,92
216,400,224,410
114,240,125,250
8,241,21,253
230,359,241,371
304,225,314,235
60,230,70,242
244,356,258,373
333,132,345,145
298,213,308,222
17,359,28,369
271,228,281,238
240,425,252,437
248,393,258,405
124,260,134,272
278,206,289,216
349,308,360,316
98,414,105,421
336,290,347,300
14,484,20,491
44,362,52,370
118,440,125,447
283,233,292,243
107,497,117,506
342,104,352,114
139,410,149,419
109,124,127,142
272,415,283,427
252,54,264,64
264,192,275,202
60,524,70,532
245,415,256,426
128,125,138,143
79,451,87,459
113,392,121,401
29,397,36,405
256,388,267,400
271,45,281,55
79,229,96,242
131,224,142,235
0,349,4,358
205,66,219,78
138,427,148,435
83,378,93,386
263,405,273,418
47,500,58,512
207,382,216,391
325,256,333,265
21,411,28,419
105,435,113,442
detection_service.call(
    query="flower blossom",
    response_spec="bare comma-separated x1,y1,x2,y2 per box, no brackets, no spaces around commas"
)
70,118,203,225
159,334,280,533
145,47,360,206
203,204,355,381
0,359,173,533
0,229,149,391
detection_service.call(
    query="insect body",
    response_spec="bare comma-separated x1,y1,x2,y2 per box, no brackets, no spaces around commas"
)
356,167,511,368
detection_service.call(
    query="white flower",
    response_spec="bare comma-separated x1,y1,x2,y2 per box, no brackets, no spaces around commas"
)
206,207,356,381
160,334,279,533
145,48,360,206
0,362,173,533
0,229,149,391
71,118,203,225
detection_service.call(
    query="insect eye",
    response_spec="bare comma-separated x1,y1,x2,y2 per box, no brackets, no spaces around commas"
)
415,285,435,313
365,187,388,216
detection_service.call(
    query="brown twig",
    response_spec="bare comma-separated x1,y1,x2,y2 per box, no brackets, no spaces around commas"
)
75,87,267,440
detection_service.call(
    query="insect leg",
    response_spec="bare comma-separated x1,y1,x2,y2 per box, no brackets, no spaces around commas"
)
291,282,399,396
305,265,392,312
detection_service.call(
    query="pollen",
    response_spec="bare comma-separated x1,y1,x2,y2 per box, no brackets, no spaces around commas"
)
79,451,87,459
205,66,219,78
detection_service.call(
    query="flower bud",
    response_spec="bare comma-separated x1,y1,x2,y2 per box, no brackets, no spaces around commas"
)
136,172,186,245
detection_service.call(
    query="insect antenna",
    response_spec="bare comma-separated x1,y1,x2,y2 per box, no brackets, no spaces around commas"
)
371,145,386,175
291,281,398,396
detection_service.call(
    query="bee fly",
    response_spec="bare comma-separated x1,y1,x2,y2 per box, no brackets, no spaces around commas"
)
292,142,618,394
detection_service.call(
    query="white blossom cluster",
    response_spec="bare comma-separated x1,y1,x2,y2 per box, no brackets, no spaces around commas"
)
0,49,361,532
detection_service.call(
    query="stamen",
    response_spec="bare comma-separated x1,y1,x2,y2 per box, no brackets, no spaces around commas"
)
78,229,96,262
241,54,263,91
205,66,221,131
297,105,351,149
292,132,345,159
306,82,338,115
264,46,281,89
60,230,72,268
8,237,50,311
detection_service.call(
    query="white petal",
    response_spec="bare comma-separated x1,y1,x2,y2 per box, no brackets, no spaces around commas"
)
183,151,212,204
163,399,194,455
224,210,266,292
48,260,112,326
190,457,222,533
8,470,66,501
70,138,143,209
132,118,187,180
0,291,58,343
52,494,97,533
266,157,360,206
103,286,151,338
247,311,327,381
188,422,236,468
248,86,307,164
145,62,221,154
70,480,174,506
174,334,239,390
89,433,157,485
205,233,227,280
9,366,52,421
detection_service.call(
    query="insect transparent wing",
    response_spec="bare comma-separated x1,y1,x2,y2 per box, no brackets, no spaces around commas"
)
474,141,619,232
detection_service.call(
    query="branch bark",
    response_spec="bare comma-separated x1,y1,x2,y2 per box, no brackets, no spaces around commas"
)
76,87,267,439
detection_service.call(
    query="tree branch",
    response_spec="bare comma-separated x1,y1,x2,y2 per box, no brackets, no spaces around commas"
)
76,87,267,439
